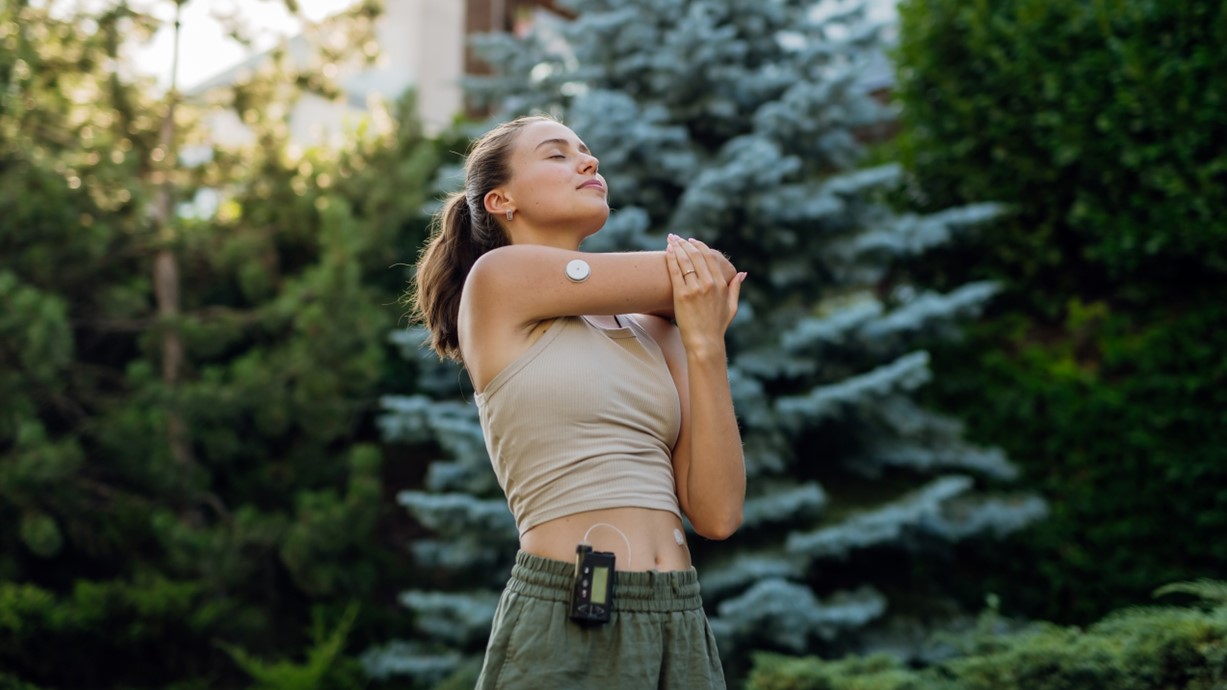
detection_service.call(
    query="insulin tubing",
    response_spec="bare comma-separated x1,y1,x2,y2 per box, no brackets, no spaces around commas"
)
582,522,633,565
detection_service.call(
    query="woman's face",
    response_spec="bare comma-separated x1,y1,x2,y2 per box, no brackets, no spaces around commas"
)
496,120,609,237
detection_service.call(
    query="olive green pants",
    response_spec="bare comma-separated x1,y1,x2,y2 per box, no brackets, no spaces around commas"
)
475,551,726,689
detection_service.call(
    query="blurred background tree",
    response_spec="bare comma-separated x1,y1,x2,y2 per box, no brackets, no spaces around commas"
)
0,1,445,687
368,0,1045,686
894,0,1227,624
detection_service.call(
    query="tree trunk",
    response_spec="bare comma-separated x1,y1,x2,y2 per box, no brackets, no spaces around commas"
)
153,1,193,468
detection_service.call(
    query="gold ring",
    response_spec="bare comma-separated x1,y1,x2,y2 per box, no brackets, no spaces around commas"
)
683,269,697,276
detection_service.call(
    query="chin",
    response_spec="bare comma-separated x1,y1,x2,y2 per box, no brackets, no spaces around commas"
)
583,210,611,236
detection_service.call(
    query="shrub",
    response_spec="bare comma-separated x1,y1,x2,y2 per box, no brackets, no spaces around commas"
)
746,581,1227,690
892,0,1227,623
895,0,1227,291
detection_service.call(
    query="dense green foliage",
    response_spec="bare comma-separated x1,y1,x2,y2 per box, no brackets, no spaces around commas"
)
893,0,1227,622
928,290,1227,622
896,0,1227,291
745,581,1227,690
0,2,443,687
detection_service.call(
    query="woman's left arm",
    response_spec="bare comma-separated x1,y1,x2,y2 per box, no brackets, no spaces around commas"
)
638,235,746,540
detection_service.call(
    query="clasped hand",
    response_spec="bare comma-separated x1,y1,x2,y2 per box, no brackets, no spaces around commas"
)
665,233,747,353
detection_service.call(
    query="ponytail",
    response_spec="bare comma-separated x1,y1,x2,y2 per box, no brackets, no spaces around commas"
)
410,192,508,361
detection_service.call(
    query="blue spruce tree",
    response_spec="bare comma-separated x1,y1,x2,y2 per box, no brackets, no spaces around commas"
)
367,0,1045,685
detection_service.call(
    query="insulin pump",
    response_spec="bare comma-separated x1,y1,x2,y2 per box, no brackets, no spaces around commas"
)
569,543,615,625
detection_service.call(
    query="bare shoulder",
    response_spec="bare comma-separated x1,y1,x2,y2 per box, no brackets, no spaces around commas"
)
463,244,554,302
462,245,549,325
461,245,577,338
467,243,560,282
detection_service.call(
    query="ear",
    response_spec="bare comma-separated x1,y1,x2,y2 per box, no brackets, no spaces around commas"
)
484,188,514,217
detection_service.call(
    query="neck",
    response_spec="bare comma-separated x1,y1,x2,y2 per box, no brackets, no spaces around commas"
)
509,223,587,251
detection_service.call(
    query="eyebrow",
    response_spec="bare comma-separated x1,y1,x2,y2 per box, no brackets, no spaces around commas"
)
534,137,590,154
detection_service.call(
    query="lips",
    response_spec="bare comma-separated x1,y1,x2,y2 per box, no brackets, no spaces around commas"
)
579,179,605,191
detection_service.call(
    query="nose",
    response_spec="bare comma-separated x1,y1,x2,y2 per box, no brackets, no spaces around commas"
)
579,152,599,174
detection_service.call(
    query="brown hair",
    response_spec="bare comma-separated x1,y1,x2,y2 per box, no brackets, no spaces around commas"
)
409,115,557,362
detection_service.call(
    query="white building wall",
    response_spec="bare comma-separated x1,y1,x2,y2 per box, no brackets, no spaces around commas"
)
411,0,466,131
189,0,465,149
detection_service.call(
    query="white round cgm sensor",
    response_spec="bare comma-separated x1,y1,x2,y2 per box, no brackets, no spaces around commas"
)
565,259,591,282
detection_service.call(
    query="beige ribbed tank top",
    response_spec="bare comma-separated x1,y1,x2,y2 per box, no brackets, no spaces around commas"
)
475,315,682,535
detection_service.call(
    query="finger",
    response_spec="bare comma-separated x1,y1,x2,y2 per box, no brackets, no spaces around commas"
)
671,235,699,281
727,272,747,319
687,238,720,278
682,238,716,284
664,236,688,287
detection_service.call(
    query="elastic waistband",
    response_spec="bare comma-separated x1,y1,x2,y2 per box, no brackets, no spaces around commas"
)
506,551,703,613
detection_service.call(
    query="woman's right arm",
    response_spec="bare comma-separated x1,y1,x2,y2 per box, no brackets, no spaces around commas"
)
462,243,733,328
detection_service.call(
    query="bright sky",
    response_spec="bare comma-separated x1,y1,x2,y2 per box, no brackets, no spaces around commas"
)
119,0,898,91
126,0,357,91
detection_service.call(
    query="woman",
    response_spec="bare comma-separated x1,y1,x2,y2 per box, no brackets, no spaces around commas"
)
411,114,747,689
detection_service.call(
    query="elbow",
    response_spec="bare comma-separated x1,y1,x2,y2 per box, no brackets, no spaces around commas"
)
693,510,743,541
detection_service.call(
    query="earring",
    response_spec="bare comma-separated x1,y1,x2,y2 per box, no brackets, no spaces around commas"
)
506,209,514,221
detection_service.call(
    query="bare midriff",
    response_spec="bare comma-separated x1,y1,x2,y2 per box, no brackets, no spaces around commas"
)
520,506,692,572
